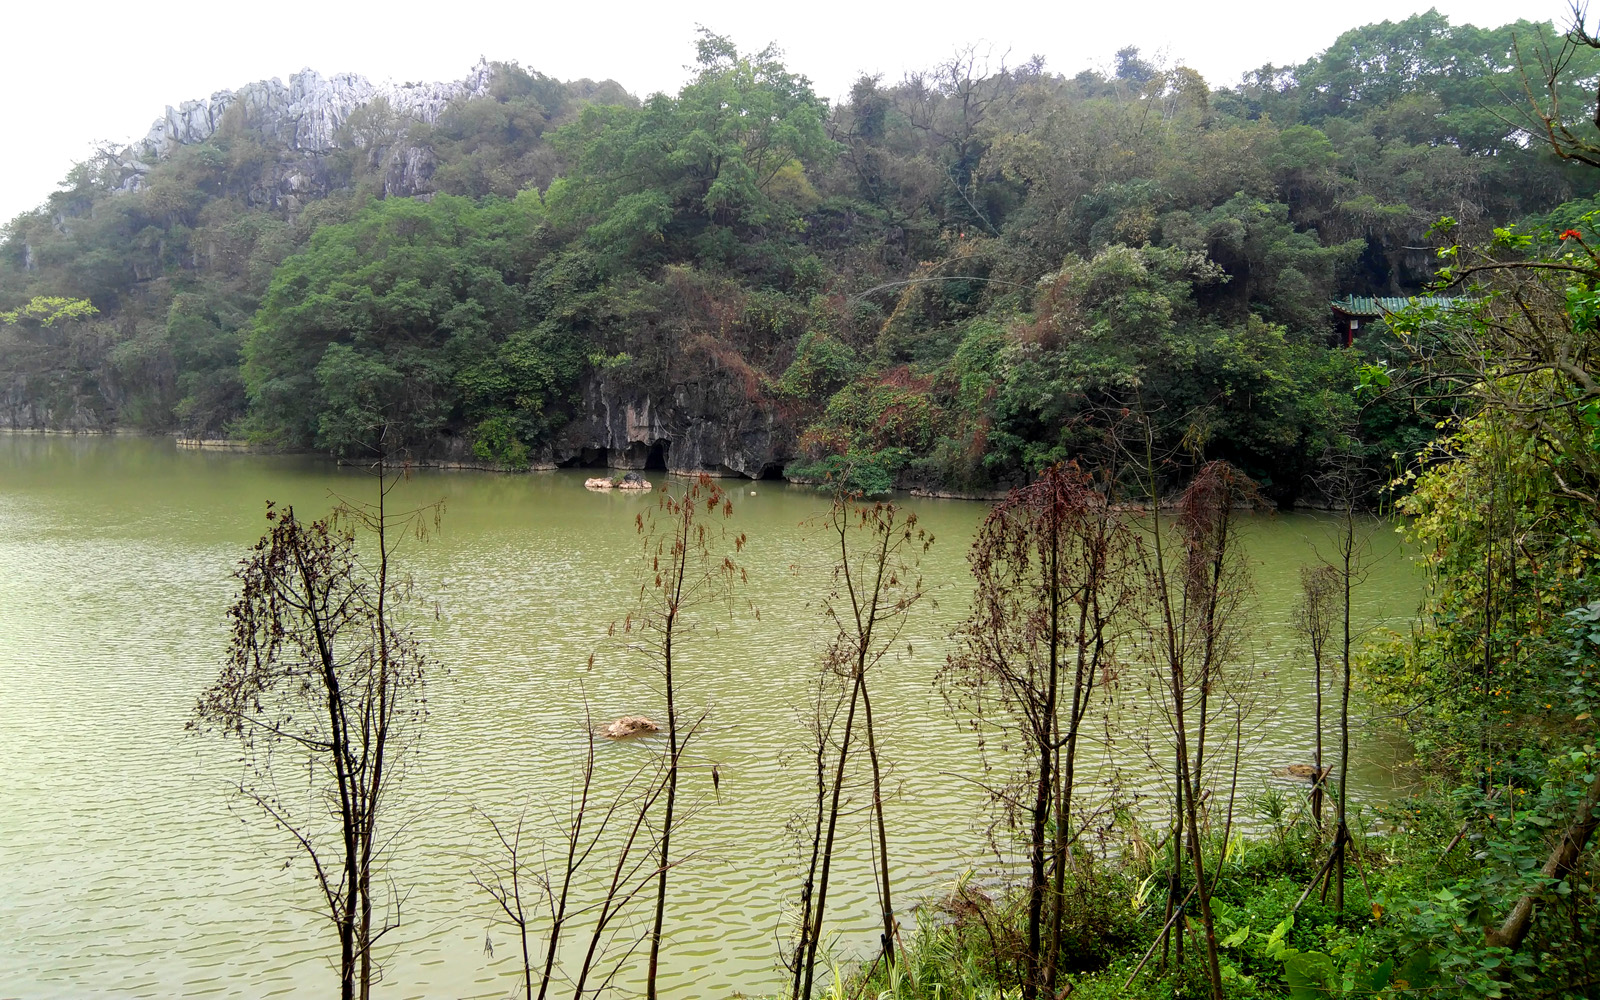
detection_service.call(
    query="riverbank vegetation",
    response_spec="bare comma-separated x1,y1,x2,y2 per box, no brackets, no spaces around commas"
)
836,31,1600,996
797,212,1600,999
4,13,1599,501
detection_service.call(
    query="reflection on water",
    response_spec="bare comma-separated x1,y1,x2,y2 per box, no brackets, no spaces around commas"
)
0,435,1423,998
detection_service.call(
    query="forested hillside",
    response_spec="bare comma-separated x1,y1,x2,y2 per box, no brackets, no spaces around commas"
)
2,14,1594,499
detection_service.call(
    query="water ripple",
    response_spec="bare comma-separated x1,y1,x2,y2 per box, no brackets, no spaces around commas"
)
0,436,1422,997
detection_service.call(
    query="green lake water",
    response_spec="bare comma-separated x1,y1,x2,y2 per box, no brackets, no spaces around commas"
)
0,434,1425,999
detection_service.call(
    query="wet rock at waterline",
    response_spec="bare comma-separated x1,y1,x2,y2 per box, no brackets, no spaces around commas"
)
603,716,660,739
1276,764,1333,782
584,473,652,491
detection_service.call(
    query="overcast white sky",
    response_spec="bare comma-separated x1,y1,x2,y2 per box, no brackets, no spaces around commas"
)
0,0,1570,226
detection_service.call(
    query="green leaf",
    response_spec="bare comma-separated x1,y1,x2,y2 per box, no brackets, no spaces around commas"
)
1284,951,1337,1000
1357,958,1394,994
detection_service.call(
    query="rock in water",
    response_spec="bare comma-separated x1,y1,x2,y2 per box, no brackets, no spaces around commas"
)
604,716,660,739
1276,764,1332,781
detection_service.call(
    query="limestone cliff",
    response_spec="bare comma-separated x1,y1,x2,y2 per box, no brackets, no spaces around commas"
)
139,63,493,157
1,367,120,432
109,61,496,208
546,373,795,479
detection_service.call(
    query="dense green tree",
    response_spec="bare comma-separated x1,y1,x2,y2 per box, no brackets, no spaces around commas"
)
546,31,834,270
242,192,554,455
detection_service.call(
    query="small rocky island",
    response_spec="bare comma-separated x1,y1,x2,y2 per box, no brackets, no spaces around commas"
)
584,471,653,491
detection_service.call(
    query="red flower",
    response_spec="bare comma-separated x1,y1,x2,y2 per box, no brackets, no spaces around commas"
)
1561,229,1583,240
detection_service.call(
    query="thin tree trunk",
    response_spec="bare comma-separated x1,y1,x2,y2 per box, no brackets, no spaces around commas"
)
790,688,831,1000
1192,504,1232,798
538,735,595,1000
357,451,398,1000
1025,714,1052,1000
646,617,678,1000
646,493,692,1000
1049,604,1093,997
859,680,895,968
1336,507,1353,914
1167,766,1184,972
1047,708,1066,1000
850,519,896,972
799,670,863,1000
1047,506,1098,997
1313,627,1325,840
303,539,359,1000
1144,446,1182,978
1027,507,1061,1000
1174,696,1225,1000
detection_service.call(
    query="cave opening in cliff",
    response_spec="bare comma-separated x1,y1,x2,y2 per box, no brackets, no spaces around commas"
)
645,440,669,471
758,464,785,480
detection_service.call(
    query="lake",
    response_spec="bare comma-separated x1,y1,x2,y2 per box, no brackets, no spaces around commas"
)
0,434,1423,999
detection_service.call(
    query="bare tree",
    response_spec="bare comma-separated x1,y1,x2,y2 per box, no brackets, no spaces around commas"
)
1314,459,1370,915
476,811,540,1000
1293,564,1340,837
474,708,679,1000
566,738,678,1000
784,669,847,1000
899,46,1020,236
1513,4,1600,169
1135,454,1260,1000
791,495,930,1000
1330,485,1359,914
616,474,746,1000
945,464,1138,1000
191,464,440,1000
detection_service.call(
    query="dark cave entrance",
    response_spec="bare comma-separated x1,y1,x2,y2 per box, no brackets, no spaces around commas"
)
645,439,670,471
558,447,609,468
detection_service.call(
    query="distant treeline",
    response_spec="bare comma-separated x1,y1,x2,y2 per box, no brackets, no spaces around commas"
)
2,14,1595,499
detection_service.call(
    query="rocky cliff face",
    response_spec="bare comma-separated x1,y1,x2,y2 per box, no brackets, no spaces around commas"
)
0,373,118,432
109,61,495,207
139,63,492,157
545,373,795,479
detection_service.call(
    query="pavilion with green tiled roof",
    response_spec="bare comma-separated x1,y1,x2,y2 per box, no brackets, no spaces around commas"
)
1330,295,1466,346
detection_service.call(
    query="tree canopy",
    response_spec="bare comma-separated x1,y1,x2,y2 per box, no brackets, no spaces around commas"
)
3,16,1596,496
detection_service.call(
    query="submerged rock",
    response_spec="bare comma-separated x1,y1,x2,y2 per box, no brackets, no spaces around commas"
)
603,716,660,739
1276,764,1332,782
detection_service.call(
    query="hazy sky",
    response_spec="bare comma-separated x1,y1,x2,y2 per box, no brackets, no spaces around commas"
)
0,0,1570,226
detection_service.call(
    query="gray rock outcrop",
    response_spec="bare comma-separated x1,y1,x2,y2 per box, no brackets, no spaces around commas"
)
100,60,497,211
138,61,493,158
0,371,119,432
547,373,793,479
